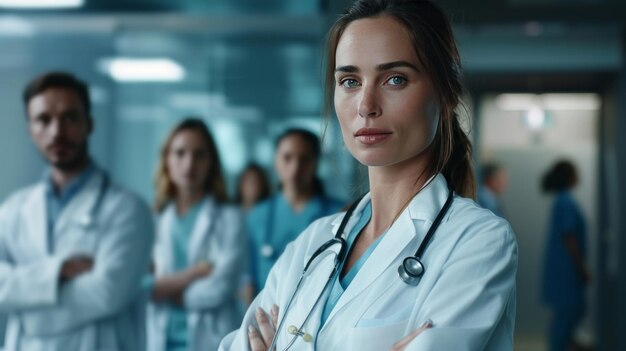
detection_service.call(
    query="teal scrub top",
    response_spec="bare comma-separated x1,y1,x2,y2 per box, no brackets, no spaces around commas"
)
247,193,343,290
166,200,203,351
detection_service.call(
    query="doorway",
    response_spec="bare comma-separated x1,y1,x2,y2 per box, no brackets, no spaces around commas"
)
477,92,600,351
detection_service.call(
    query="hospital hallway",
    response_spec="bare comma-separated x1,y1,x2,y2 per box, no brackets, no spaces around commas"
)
0,0,626,350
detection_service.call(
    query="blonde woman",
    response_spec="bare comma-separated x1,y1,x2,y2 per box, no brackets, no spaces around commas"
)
147,118,243,351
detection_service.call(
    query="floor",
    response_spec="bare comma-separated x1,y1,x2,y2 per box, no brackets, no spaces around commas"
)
516,334,547,351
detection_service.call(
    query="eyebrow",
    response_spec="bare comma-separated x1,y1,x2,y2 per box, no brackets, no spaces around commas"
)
335,60,420,73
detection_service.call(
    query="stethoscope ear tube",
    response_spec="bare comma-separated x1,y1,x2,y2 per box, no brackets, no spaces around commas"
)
302,237,345,273
302,196,363,274
79,172,110,230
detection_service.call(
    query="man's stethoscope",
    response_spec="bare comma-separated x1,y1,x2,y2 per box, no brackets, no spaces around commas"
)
77,173,110,230
267,187,455,350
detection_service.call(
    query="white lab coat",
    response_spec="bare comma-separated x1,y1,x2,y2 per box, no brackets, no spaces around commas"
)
220,174,518,351
148,196,244,351
0,169,154,351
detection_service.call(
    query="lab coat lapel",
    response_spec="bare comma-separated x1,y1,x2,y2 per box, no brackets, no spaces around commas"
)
187,196,214,263
158,205,176,274
21,183,49,255
325,208,416,325
54,171,102,238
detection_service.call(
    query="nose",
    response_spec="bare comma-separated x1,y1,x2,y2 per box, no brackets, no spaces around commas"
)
48,118,63,138
294,158,307,176
180,153,194,172
357,85,382,118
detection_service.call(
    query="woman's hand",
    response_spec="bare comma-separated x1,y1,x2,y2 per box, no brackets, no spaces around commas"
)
389,320,433,351
190,261,213,279
248,305,279,351
152,262,213,304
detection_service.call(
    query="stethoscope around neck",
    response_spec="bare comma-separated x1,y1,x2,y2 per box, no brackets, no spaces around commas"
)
267,186,455,350
76,173,110,230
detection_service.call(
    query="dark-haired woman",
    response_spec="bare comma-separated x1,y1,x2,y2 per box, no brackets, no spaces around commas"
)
146,118,244,351
221,1,517,350
245,129,344,299
236,163,272,213
541,160,589,351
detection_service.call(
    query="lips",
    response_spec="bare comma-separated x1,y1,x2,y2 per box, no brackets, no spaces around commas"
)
48,138,75,150
354,128,392,145
48,143,74,153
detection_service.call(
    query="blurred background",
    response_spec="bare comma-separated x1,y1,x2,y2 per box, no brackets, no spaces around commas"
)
0,0,625,350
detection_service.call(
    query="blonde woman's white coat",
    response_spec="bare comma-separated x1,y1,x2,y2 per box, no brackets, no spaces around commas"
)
148,196,244,351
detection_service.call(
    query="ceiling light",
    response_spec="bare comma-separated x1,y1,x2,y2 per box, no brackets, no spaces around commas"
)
99,58,185,83
496,93,600,111
0,0,83,9
524,106,546,130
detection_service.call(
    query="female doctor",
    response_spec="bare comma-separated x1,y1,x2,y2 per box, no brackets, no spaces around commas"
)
220,0,518,350
147,118,244,351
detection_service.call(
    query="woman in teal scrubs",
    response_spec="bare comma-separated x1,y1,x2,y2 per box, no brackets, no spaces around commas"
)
146,118,244,351
541,160,590,351
245,129,343,299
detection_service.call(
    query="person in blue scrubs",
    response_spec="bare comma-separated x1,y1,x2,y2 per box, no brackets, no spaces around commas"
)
477,163,508,218
146,118,244,351
541,160,590,351
245,129,344,300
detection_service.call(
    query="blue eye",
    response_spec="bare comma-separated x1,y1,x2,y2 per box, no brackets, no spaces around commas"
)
387,76,407,86
340,79,359,88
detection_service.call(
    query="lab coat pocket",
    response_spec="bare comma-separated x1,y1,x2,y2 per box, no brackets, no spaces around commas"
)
349,319,409,351
57,223,100,257
355,278,414,328
355,307,411,328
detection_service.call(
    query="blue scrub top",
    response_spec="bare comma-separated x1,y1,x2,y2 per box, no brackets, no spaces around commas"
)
247,193,343,290
541,191,587,307
166,200,203,351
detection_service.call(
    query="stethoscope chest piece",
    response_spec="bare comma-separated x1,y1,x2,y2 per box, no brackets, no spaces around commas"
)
398,256,425,286
260,244,274,258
